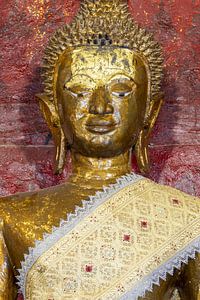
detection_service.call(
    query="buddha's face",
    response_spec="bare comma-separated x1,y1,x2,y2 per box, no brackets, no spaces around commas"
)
56,47,148,157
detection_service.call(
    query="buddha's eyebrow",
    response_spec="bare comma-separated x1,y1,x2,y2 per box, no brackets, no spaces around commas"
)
107,73,134,83
65,74,95,87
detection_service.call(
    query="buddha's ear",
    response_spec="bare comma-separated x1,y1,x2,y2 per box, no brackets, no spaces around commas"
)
135,93,164,174
36,93,67,175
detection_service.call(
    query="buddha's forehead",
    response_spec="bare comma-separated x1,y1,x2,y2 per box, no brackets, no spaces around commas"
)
68,47,136,84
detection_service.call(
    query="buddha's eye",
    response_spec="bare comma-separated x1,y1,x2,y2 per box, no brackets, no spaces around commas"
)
64,85,91,98
109,80,135,98
111,91,132,98
69,91,90,98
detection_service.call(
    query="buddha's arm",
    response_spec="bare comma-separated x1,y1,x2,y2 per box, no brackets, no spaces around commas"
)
179,255,200,299
0,221,16,300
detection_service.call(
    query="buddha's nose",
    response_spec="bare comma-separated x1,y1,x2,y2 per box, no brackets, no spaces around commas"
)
89,87,114,115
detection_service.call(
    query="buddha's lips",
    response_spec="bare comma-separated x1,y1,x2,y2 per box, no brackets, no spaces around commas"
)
86,119,117,134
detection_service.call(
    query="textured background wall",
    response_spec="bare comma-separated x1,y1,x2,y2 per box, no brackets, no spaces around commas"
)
0,0,200,201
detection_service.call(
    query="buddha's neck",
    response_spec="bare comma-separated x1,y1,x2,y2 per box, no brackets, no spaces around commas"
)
69,150,132,187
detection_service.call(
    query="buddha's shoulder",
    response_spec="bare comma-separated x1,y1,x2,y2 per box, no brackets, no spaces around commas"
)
0,182,75,216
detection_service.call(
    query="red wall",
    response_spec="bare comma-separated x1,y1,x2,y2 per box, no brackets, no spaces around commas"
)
0,0,200,199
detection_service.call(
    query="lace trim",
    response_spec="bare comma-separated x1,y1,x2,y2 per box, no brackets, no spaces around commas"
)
120,236,200,300
16,172,143,297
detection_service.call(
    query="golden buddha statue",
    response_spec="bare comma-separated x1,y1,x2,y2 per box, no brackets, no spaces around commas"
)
0,0,200,299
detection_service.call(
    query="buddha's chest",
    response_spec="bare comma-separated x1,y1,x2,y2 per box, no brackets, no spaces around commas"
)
17,186,184,299
5,180,200,299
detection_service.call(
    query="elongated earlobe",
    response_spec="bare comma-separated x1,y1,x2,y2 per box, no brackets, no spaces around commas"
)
54,129,66,175
135,94,163,174
135,129,150,174
36,93,67,175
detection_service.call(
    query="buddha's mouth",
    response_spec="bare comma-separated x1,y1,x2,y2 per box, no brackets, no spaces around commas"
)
86,119,117,134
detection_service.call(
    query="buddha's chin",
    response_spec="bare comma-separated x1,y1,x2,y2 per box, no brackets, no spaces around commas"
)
90,134,113,144
72,134,131,158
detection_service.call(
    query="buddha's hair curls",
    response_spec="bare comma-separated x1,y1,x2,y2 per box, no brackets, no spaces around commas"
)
42,0,163,103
